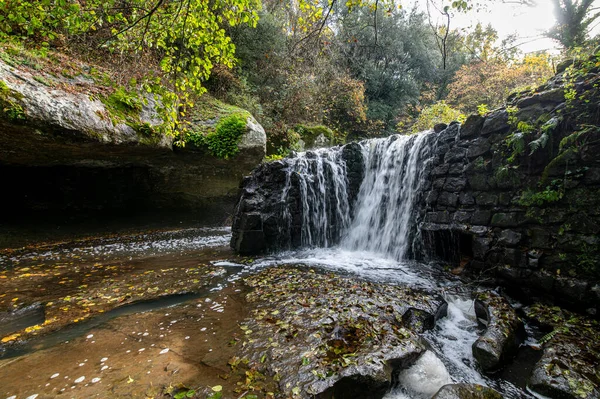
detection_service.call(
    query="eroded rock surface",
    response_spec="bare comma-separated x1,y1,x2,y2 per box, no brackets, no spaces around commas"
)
472,291,523,371
526,304,600,399
237,267,446,398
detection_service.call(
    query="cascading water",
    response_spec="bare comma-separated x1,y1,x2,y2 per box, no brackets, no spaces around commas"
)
341,133,433,259
248,130,539,399
280,146,352,248
278,131,434,257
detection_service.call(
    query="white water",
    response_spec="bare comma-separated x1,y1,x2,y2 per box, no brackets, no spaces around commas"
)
282,147,352,248
342,133,433,259
279,132,434,259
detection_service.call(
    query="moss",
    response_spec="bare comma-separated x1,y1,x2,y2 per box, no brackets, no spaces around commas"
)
0,80,26,122
541,148,578,185
293,124,336,147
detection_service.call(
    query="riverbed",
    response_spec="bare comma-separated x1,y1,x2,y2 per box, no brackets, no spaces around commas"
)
0,227,559,399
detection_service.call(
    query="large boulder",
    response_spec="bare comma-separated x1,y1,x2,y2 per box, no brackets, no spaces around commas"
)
472,291,523,371
238,268,447,398
432,383,503,399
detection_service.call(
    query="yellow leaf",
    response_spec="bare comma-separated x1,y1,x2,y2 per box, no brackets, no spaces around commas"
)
211,385,223,392
127,376,134,383
1,333,20,343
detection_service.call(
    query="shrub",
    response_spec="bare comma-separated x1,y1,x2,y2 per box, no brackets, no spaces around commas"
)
204,114,248,159
408,101,465,134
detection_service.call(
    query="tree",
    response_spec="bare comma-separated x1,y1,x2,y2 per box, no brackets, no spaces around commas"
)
0,0,261,134
337,6,440,128
446,53,554,112
547,0,600,49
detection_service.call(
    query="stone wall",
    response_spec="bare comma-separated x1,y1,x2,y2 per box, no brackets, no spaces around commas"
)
419,73,600,311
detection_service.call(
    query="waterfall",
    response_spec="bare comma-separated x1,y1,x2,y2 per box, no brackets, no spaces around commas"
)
281,147,352,248
278,131,434,259
342,133,433,259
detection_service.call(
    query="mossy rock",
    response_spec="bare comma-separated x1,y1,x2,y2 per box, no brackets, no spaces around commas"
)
0,79,26,122
432,383,503,399
294,124,336,149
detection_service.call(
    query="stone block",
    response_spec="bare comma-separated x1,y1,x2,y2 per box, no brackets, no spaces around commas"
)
491,212,522,227
475,192,498,207
460,114,485,139
459,192,475,206
498,229,522,246
481,110,509,136
467,137,491,159
438,192,458,208
444,147,467,163
472,210,492,225
443,177,467,192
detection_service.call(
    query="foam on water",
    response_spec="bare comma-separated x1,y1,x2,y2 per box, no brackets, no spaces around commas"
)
385,351,452,399
246,248,436,289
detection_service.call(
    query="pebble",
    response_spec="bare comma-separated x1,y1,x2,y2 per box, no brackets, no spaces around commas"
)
74,376,85,383
91,378,101,383
86,334,93,339
159,348,169,354
100,357,108,362
50,373,60,379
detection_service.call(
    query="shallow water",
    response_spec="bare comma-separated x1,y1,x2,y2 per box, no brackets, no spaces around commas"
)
0,229,541,399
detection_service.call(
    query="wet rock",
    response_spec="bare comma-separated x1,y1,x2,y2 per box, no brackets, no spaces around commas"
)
481,110,509,136
438,192,459,208
498,230,522,246
445,147,468,163
475,193,498,207
239,268,447,398
471,211,491,225
432,383,503,399
526,305,600,399
438,123,460,143
467,138,491,159
491,212,522,227
444,178,467,192
460,115,485,139
516,89,565,108
472,291,522,371
0,303,45,337
435,123,449,134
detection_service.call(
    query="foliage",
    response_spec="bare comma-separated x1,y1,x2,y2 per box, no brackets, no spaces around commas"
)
264,154,284,162
203,113,248,159
546,0,600,49
406,101,465,133
518,180,564,207
477,103,489,116
337,6,440,129
447,53,554,113
0,80,25,121
0,0,260,137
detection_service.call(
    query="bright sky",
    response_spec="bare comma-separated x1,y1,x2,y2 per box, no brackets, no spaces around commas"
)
409,0,597,54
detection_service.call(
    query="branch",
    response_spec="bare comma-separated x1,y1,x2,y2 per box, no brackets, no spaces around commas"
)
99,0,166,47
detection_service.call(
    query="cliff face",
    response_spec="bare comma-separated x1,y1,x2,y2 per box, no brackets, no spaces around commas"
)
0,57,266,233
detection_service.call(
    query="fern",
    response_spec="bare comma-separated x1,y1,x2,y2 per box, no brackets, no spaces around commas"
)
529,131,550,154
538,326,569,345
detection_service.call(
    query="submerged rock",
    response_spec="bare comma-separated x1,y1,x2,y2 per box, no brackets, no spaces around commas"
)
472,291,522,371
238,267,446,398
432,383,503,399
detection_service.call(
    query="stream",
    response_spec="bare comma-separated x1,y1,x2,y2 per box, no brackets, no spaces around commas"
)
0,227,543,399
